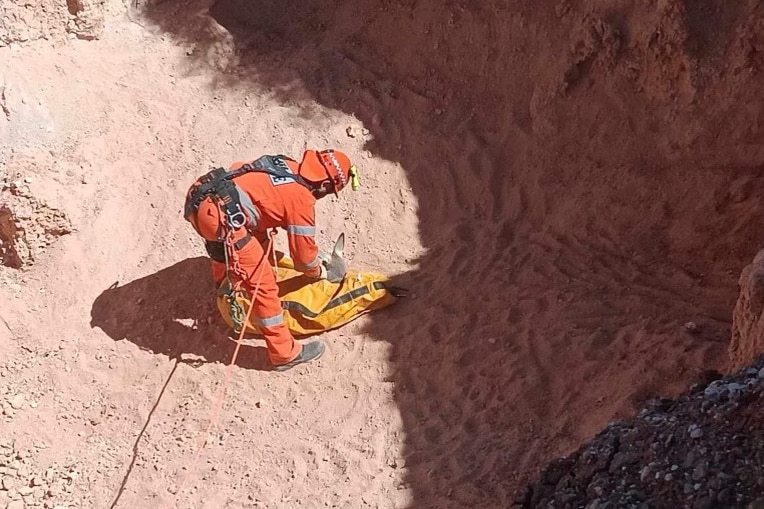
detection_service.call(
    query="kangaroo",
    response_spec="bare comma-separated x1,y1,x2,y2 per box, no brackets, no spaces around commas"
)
319,233,347,283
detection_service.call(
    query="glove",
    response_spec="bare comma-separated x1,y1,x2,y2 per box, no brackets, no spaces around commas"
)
317,249,331,266
304,262,328,280
310,244,346,283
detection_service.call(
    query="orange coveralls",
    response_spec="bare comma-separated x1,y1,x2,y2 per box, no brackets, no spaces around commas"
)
189,158,322,365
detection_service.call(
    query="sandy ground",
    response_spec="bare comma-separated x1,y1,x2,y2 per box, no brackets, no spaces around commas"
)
0,20,421,509
1,1,764,508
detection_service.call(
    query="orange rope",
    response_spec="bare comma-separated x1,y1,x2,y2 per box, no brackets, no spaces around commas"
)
162,232,276,509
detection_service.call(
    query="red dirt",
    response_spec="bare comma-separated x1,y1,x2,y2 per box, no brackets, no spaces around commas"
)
1,0,764,508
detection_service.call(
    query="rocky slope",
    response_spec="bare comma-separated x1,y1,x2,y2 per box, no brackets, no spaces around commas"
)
517,359,764,509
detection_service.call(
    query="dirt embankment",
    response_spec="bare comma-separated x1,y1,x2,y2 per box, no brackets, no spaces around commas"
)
730,250,764,371
1,0,763,508
518,359,764,509
134,0,764,503
1,0,112,45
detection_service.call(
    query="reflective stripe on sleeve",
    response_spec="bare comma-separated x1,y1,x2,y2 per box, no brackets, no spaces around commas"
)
286,224,316,236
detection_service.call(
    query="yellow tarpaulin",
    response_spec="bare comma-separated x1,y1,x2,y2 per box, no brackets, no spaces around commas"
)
216,252,404,337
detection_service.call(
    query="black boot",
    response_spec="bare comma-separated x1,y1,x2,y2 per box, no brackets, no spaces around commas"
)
273,340,326,371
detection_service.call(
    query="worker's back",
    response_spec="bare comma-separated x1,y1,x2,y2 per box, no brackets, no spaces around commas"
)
225,158,316,232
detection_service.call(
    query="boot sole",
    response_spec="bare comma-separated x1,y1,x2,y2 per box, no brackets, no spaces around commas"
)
272,343,325,372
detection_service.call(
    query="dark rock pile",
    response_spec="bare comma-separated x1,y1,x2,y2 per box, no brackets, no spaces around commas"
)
517,358,764,509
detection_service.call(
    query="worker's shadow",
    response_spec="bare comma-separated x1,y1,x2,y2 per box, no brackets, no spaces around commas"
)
90,256,271,370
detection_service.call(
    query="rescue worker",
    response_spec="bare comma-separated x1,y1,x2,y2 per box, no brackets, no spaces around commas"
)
183,149,357,371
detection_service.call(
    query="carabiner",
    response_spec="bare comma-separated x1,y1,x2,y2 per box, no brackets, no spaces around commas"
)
227,210,247,229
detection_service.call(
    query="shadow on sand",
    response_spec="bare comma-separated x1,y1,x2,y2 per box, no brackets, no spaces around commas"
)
90,256,272,370
105,0,764,506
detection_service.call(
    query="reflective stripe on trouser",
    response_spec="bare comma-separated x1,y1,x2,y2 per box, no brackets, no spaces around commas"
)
244,238,302,365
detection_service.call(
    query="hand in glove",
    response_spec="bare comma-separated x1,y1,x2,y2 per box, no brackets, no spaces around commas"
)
314,262,328,280
305,258,343,282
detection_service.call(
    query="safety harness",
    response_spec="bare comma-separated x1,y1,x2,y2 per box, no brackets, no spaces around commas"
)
185,155,314,252
184,155,315,331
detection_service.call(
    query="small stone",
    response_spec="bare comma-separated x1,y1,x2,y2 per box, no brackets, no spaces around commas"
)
690,428,704,439
684,321,700,333
7,499,25,509
704,385,722,397
727,382,744,393
9,394,24,410
692,462,708,481
18,486,33,497
31,478,43,487
664,473,674,482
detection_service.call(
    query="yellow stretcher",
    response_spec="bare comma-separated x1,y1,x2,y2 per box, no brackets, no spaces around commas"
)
216,251,405,338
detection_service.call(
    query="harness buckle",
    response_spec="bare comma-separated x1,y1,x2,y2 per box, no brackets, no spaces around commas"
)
227,208,247,229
